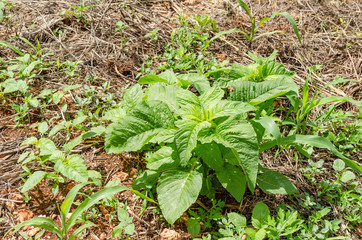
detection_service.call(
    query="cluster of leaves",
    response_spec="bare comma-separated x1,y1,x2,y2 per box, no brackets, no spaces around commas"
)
6,183,128,240
104,52,361,225
146,14,233,74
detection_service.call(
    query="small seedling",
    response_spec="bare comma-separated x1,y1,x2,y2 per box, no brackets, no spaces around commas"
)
236,0,301,47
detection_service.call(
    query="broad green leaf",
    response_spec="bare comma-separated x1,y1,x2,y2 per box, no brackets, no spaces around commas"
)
195,142,223,171
82,125,106,139
252,202,270,229
105,101,174,153
174,120,211,166
206,118,259,193
227,212,247,229
340,171,356,183
146,146,180,171
257,170,298,195
63,135,83,153
178,73,210,94
37,122,48,134
54,155,88,183
2,79,18,93
37,138,57,156
255,229,267,240
256,116,281,144
187,218,201,237
102,106,126,122
21,171,47,193
122,84,144,111
216,164,246,202
260,135,362,175
48,122,66,137
228,61,295,82
22,136,38,145
52,91,63,104
16,80,28,93
132,170,159,190
157,170,202,224
146,83,179,112
333,159,345,172
158,69,179,84
138,75,169,84
230,77,299,105
199,86,224,109
22,60,41,76
66,185,128,230
208,100,255,120
139,70,178,85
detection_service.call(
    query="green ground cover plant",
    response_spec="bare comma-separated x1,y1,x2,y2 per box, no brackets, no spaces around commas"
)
1,2,361,238
104,52,361,226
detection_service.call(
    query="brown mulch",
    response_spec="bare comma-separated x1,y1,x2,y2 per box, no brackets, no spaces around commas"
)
0,0,361,239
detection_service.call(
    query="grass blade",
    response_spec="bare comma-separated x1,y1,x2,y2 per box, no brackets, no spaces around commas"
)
0,40,24,56
279,12,301,43
260,135,362,174
66,185,128,230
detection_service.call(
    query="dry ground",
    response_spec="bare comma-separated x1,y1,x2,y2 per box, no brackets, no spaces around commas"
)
0,0,361,239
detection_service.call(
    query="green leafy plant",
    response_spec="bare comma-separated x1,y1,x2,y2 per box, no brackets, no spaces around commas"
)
0,0,13,22
4,184,128,240
187,200,225,237
144,27,160,42
105,52,361,225
19,137,102,194
236,0,301,47
105,66,302,224
61,0,93,24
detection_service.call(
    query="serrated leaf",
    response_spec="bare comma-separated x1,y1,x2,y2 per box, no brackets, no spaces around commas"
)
102,106,126,122
122,84,144,111
38,138,57,156
257,170,298,195
105,101,174,153
178,73,210,94
157,170,202,224
55,155,88,183
174,120,211,166
252,202,270,229
146,146,180,171
230,77,299,105
21,171,47,193
216,164,246,202
2,79,18,93
209,118,259,193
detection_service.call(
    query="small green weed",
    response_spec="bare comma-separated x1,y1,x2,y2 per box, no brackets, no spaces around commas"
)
5,184,128,240
236,0,301,47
